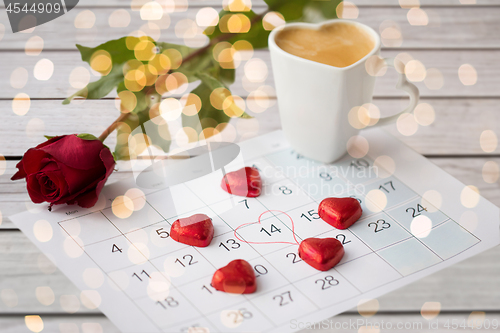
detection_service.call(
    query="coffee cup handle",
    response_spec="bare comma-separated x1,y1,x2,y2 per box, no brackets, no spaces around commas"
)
372,58,420,127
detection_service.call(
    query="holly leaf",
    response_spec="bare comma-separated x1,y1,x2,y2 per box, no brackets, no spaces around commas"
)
63,64,124,104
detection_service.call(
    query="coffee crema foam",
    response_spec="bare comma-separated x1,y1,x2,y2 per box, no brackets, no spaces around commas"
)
275,22,375,68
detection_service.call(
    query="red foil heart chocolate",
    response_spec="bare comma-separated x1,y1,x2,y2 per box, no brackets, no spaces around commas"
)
221,167,262,197
170,214,214,247
318,197,362,230
298,237,345,271
212,259,257,294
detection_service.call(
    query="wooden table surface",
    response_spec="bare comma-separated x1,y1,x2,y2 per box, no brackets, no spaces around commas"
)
1,0,499,332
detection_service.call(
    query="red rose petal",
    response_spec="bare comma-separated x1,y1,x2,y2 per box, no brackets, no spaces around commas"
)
298,237,345,271
318,197,363,230
170,214,214,247
212,259,257,294
221,167,262,197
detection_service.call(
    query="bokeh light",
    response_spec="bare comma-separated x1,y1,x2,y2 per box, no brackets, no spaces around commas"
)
141,1,163,20
468,312,486,328
81,290,102,309
36,286,55,306
405,60,426,82
365,189,387,212
181,93,202,116
33,220,53,243
244,58,268,82
60,295,80,313
357,299,379,317
109,9,131,27
224,0,252,12
64,236,84,258
346,135,369,158
25,36,44,56
83,268,105,289
365,55,388,77
25,315,43,333
407,8,428,26
411,215,432,238
482,161,499,184
422,190,442,212
90,50,113,75
336,1,359,19
397,113,418,136
399,0,420,8
263,12,285,31
196,7,219,27
380,20,403,47
26,118,45,139
458,64,477,86
413,103,435,126
460,185,480,208
460,210,478,232
112,195,135,219
480,130,498,153
10,67,29,89
69,66,91,89
421,302,441,320
34,59,54,81
74,10,96,29
0,155,4,176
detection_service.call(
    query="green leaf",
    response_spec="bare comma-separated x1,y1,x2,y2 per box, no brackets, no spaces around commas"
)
76,133,99,141
76,37,138,65
63,64,124,104
44,135,56,140
303,0,342,21
264,0,309,21
182,82,230,134
116,82,149,114
208,10,270,49
240,112,253,119
156,42,195,59
196,72,227,90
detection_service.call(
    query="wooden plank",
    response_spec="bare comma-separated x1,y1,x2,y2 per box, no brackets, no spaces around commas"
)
0,227,499,314
1,98,499,157
1,49,497,99
1,312,500,333
1,6,500,49
2,156,499,228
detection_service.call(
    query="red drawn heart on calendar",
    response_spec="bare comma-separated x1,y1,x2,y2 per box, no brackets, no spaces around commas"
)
233,210,300,245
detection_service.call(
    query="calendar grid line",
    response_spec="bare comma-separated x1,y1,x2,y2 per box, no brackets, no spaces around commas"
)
106,202,218,331
58,212,166,333
39,137,495,333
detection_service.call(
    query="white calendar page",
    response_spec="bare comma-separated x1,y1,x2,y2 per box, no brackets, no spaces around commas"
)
10,128,500,333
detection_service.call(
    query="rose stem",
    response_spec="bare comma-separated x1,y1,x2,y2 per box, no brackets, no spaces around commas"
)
97,9,271,143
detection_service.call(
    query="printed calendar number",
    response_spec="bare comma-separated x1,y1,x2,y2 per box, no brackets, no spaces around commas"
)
336,234,351,245
286,252,302,264
379,181,396,193
239,199,250,209
132,270,151,282
319,172,333,181
260,224,282,236
350,159,370,170
368,219,391,233
219,238,241,251
201,284,215,294
254,264,268,277
278,186,293,195
156,296,179,309
350,195,362,204
175,254,198,267
225,308,253,324
155,227,170,239
112,244,123,253
273,291,293,306
300,209,320,222
406,204,428,217
315,276,340,290
180,324,206,333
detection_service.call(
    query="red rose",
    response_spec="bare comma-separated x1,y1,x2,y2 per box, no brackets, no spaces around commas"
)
11,134,115,209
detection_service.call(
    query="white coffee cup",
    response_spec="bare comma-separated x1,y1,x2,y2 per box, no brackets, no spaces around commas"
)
269,19,419,163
